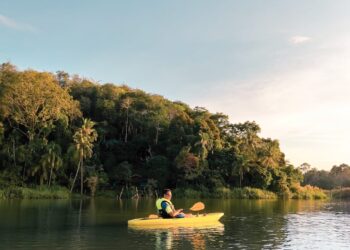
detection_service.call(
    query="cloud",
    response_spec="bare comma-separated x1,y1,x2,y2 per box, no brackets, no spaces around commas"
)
0,14,37,32
290,35,312,44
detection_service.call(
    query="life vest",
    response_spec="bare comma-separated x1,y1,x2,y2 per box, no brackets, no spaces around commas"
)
156,198,174,218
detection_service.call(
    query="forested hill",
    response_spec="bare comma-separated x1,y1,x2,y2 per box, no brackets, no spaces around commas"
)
0,63,303,196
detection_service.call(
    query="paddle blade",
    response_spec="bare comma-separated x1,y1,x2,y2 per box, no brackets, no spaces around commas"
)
190,202,205,212
148,214,159,219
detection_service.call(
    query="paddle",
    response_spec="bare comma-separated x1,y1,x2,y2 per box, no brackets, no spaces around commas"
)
190,202,205,212
147,202,205,219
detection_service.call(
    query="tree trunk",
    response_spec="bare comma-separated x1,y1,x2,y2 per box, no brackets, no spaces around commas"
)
155,122,160,145
70,159,81,192
12,139,16,168
239,171,242,188
22,161,26,182
80,158,84,195
132,186,139,199
78,199,83,229
147,145,153,158
48,156,54,187
118,186,124,200
124,108,129,143
48,164,53,187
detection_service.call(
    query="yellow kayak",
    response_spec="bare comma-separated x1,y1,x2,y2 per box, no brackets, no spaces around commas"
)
128,212,224,228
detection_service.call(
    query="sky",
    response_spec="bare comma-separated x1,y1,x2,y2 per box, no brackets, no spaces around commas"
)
1,0,350,170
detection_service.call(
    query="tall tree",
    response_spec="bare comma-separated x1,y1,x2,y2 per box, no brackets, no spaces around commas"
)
71,119,98,195
44,143,63,187
0,70,81,141
259,139,283,168
121,97,133,143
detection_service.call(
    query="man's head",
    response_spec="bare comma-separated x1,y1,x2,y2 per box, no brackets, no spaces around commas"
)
163,189,172,200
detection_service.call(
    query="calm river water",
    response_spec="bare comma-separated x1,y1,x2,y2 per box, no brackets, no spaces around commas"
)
0,198,349,249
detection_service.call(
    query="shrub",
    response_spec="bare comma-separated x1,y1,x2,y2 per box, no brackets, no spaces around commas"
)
173,187,277,199
290,184,327,199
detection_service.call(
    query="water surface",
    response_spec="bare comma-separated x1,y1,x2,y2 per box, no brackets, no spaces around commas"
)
0,198,349,249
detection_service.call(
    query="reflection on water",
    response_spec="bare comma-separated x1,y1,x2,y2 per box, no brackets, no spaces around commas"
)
0,198,350,249
129,224,224,250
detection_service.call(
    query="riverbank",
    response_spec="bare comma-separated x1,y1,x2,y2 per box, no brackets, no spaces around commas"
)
173,187,278,199
173,185,327,200
0,186,70,199
0,185,328,200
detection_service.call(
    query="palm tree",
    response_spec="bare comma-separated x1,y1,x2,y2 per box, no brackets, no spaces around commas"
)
260,139,281,168
121,97,132,143
195,130,214,160
70,118,98,195
234,155,250,187
42,143,62,187
31,160,49,186
30,141,62,186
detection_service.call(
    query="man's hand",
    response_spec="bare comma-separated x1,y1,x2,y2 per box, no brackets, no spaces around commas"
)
170,208,184,217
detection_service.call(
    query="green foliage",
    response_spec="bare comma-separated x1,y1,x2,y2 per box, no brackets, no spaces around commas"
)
0,68,81,141
144,178,158,197
0,170,23,188
173,187,202,198
231,187,277,199
110,161,132,185
0,63,319,199
86,176,98,197
175,146,201,182
0,122,4,145
145,156,170,188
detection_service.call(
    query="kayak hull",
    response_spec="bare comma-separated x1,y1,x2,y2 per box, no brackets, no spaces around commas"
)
128,212,224,228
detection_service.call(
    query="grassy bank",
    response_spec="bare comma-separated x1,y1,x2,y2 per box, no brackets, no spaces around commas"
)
0,186,70,199
93,187,278,199
173,187,278,199
173,186,328,200
0,185,328,200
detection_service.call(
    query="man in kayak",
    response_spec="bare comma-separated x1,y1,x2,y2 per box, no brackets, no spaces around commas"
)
156,189,186,218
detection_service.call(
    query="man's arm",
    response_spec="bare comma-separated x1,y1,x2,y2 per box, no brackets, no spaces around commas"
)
168,208,183,217
162,202,183,217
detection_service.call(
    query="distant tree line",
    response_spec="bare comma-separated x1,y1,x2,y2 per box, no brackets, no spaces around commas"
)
300,163,350,189
0,63,303,196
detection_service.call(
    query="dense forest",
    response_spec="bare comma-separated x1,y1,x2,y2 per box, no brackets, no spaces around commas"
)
0,63,307,197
